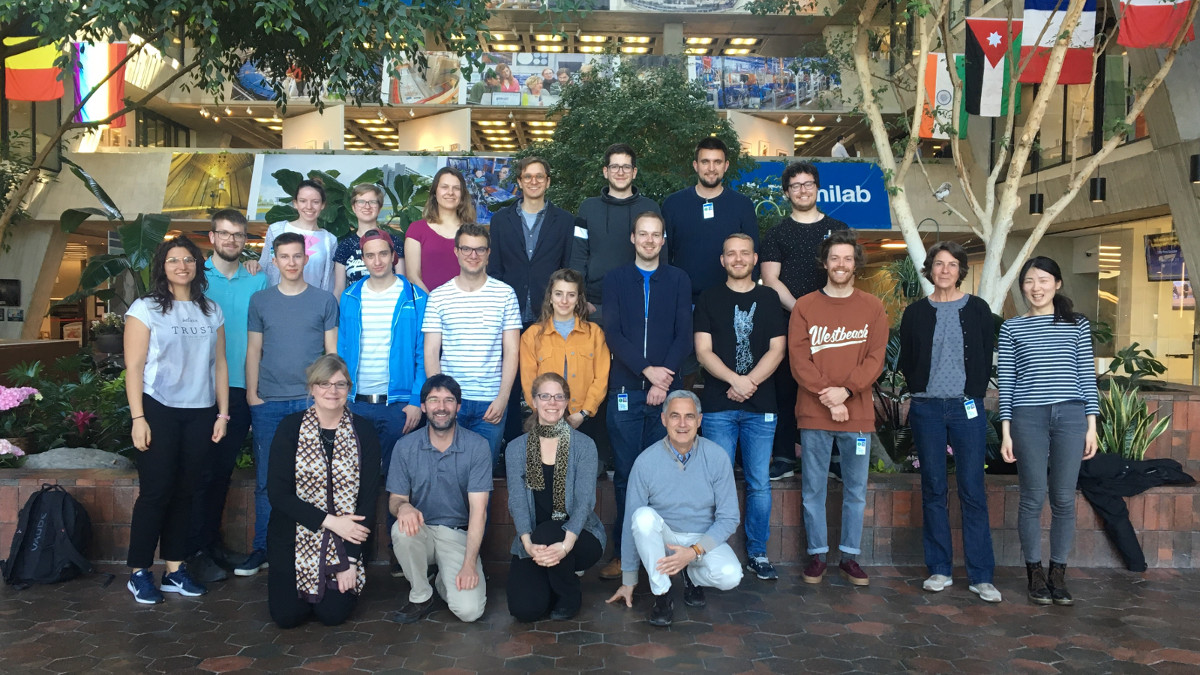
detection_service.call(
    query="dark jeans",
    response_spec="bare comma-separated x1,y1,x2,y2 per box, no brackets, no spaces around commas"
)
1010,401,1088,564
190,387,251,555
128,395,215,569
772,340,799,463
249,398,309,552
268,563,357,628
910,397,995,583
507,521,603,622
606,389,665,556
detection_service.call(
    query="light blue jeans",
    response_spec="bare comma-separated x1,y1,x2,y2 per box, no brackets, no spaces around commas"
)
457,397,506,467
800,429,871,556
249,397,309,552
702,410,776,557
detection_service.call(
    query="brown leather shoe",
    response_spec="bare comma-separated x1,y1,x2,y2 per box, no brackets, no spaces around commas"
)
598,558,623,580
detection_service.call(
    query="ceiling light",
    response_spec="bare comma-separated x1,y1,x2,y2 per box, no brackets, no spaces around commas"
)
255,117,275,123
620,46,649,54
794,141,806,146
579,46,604,53
267,125,282,131
212,116,220,123
537,45,564,52
837,115,842,122
490,33,511,41
795,125,826,131
528,129,554,135
723,48,751,55
729,38,759,46
684,48,709,55
476,120,506,126
622,36,651,44
199,108,210,117
355,118,376,124
409,109,415,117
781,115,788,125
494,44,520,51
686,37,714,45
345,134,357,139
579,35,608,42
245,106,252,115
535,34,564,42
810,114,816,123
880,241,908,249
528,121,556,127
224,106,232,115
796,133,815,139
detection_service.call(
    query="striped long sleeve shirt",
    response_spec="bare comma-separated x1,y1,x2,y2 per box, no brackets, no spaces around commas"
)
997,314,1100,420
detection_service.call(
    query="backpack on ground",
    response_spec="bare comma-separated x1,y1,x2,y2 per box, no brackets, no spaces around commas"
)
2,483,93,588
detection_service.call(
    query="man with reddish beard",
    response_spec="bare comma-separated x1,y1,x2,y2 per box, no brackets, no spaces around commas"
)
790,230,887,587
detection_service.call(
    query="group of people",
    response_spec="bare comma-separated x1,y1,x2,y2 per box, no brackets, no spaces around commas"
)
120,137,1100,629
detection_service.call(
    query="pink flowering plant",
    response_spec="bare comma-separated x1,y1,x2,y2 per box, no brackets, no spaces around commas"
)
0,384,41,439
0,438,25,468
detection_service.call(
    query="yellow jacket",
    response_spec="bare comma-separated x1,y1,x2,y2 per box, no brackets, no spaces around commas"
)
520,318,610,416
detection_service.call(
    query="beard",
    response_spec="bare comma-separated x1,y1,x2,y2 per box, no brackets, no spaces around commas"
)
214,246,241,263
428,414,456,432
698,175,723,190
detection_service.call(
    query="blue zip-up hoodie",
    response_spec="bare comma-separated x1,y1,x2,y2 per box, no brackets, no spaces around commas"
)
601,262,692,392
337,275,428,407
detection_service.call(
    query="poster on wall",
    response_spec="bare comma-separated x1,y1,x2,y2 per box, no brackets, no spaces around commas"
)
1173,281,1194,310
1145,232,1188,282
381,52,462,105
162,153,255,220
459,52,599,107
689,56,843,110
732,160,893,230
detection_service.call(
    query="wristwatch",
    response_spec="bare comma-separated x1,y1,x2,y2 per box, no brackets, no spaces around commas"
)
580,410,592,419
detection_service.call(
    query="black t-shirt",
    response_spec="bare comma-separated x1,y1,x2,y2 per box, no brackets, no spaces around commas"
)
759,215,849,302
693,283,786,414
532,462,555,525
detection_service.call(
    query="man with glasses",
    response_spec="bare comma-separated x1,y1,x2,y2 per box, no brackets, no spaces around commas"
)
187,209,267,583
569,142,661,322
238,232,339,577
760,162,848,481
333,183,405,298
423,224,522,467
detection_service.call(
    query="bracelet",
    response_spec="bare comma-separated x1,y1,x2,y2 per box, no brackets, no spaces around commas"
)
559,542,568,553
690,544,704,559
216,413,231,421
131,415,145,421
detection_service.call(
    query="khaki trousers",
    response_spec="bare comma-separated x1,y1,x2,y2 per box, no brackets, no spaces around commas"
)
391,523,486,622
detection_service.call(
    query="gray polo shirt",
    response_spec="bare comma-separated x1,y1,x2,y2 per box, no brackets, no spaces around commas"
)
386,425,492,528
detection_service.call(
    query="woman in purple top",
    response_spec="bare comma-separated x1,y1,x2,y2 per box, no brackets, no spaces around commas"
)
404,167,476,293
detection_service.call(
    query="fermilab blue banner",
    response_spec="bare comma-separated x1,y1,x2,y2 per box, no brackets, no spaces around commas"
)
734,161,893,230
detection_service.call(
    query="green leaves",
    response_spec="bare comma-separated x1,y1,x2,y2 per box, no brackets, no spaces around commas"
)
1098,380,1172,461
60,158,122,220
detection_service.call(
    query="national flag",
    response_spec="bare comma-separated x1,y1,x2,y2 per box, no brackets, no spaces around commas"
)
1019,0,1096,85
74,42,130,129
965,18,1023,117
1118,0,1195,48
3,37,64,102
919,53,954,139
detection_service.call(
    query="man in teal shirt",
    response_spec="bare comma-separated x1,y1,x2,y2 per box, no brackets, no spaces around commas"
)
189,209,266,582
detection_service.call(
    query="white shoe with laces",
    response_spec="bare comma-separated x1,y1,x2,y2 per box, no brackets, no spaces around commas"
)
969,582,1003,603
922,574,953,592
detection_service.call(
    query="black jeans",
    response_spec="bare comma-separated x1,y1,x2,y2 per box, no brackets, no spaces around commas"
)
771,340,799,463
127,395,215,569
506,521,603,622
190,387,251,555
268,564,358,628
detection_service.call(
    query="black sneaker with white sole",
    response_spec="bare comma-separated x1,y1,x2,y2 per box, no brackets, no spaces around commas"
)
746,555,779,580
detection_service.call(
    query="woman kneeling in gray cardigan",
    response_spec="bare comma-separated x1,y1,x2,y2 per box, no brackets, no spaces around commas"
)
505,373,606,621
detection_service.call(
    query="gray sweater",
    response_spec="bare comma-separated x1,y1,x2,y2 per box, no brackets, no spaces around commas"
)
504,429,607,558
620,436,740,586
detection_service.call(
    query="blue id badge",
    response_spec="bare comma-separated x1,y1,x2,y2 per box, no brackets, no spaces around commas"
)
617,393,629,412
765,413,775,423
964,398,978,420
702,201,714,219
856,436,868,456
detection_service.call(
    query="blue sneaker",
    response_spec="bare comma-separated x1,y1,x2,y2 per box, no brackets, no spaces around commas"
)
746,555,779,581
161,564,207,597
127,569,164,604
234,549,268,577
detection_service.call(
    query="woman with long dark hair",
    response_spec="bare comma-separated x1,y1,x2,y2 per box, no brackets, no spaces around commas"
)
124,237,229,604
899,242,999,603
999,255,1099,606
404,167,477,293
504,373,605,622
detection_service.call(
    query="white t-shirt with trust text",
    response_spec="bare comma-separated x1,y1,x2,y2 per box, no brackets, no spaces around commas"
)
127,298,225,409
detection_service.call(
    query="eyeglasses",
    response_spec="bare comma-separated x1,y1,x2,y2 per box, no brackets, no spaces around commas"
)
314,381,350,392
606,164,634,174
165,256,197,265
352,199,382,207
211,231,247,242
457,245,488,257
787,181,818,192
520,174,548,183
535,393,567,402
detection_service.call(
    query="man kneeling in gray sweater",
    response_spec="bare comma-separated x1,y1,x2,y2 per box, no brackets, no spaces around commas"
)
606,390,743,626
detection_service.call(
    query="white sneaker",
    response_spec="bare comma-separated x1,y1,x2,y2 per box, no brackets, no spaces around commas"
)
922,574,953,592
969,582,1003,603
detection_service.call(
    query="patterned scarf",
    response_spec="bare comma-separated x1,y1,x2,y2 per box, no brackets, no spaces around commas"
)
525,419,571,521
294,407,366,602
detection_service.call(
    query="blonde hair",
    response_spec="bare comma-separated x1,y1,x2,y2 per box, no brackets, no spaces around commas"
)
306,354,352,390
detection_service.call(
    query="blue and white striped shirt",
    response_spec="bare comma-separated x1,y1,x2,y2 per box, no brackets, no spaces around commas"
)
997,314,1100,420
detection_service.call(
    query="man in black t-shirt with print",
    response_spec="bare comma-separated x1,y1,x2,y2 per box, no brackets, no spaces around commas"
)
760,161,848,479
694,232,786,580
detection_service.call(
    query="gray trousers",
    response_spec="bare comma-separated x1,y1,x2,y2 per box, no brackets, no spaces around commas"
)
1009,401,1087,565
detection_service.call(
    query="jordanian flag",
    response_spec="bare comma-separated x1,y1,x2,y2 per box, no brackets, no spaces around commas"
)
964,18,1022,117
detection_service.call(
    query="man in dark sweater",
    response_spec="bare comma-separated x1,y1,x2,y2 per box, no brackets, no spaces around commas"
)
760,161,849,480
568,142,661,323
597,211,692,581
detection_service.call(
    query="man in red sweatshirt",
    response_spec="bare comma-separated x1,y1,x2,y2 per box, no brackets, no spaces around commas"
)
789,230,887,587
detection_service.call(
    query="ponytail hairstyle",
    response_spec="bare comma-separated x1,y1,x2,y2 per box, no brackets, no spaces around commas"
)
1019,256,1077,324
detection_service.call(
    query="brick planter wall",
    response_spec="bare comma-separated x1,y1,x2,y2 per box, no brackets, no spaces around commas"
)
1,470,1194,570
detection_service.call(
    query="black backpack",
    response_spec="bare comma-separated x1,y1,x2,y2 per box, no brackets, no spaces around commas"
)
2,483,94,588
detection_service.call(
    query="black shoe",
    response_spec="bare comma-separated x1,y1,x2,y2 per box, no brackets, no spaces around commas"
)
1047,562,1074,606
682,567,706,608
391,598,436,624
390,562,405,579
768,458,795,481
647,594,674,627
1026,562,1053,606
185,551,228,584
549,605,578,621
209,545,248,570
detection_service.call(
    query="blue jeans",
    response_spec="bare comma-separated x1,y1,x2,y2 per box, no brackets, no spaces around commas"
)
349,400,412,477
249,398,309,552
799,429,871,556
457,398,506,467
702,409,776,557
607,389,666,556
909,397,995,583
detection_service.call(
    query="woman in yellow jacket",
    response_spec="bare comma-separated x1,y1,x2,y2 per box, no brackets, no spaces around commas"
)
520,268,610,429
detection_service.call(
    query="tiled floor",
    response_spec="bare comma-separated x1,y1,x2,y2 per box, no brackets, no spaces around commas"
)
2,564,1199,673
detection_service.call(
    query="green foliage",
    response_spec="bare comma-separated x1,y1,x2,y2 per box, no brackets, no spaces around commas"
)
873,329,912,464
3,354,132,456
514,57,752,214
1091,319,1114,345
0,131,33,252
1106,342,1167,388
1098,380,1172,461
262,167,429,238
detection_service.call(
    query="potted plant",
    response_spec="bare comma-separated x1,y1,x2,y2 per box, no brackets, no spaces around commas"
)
1097,380,1172,460
91,313,125,353
0,384,41,456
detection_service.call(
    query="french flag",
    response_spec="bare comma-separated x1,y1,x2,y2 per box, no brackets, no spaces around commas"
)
1019,0,1096,85
1118,0,1194,48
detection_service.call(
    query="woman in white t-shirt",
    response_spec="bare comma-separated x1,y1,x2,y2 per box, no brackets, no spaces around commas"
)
124,237,230,605
262,179,338,292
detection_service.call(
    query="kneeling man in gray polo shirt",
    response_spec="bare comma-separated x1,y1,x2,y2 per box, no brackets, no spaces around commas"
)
388,374,492,623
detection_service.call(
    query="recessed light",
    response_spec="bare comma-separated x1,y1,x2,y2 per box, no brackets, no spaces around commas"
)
724,48,751,55
489,33,511,41
880,241,908,249
476,120,506,126
494,44,520,51
579,35,608,42
579,46,604,53
622,36,651,44
620,46,649,54
536,45,564,52
684,48,709,55
796,133,815,139
527,121,556,127
686,37,714,45
267,125,282,131
535,34,564,42
528,129,554,135
729,37,759,46
255,118,275,123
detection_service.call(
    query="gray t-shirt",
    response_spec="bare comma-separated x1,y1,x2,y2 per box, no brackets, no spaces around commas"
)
386,426,493,528
916,294,969,399
247,285,339,400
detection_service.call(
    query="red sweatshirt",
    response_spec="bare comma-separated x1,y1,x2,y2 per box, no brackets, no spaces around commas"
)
788,288,888,433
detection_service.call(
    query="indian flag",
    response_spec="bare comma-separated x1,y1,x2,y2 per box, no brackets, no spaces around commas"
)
919,53,954,139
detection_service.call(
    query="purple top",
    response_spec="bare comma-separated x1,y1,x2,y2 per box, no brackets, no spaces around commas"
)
406,219,459,291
